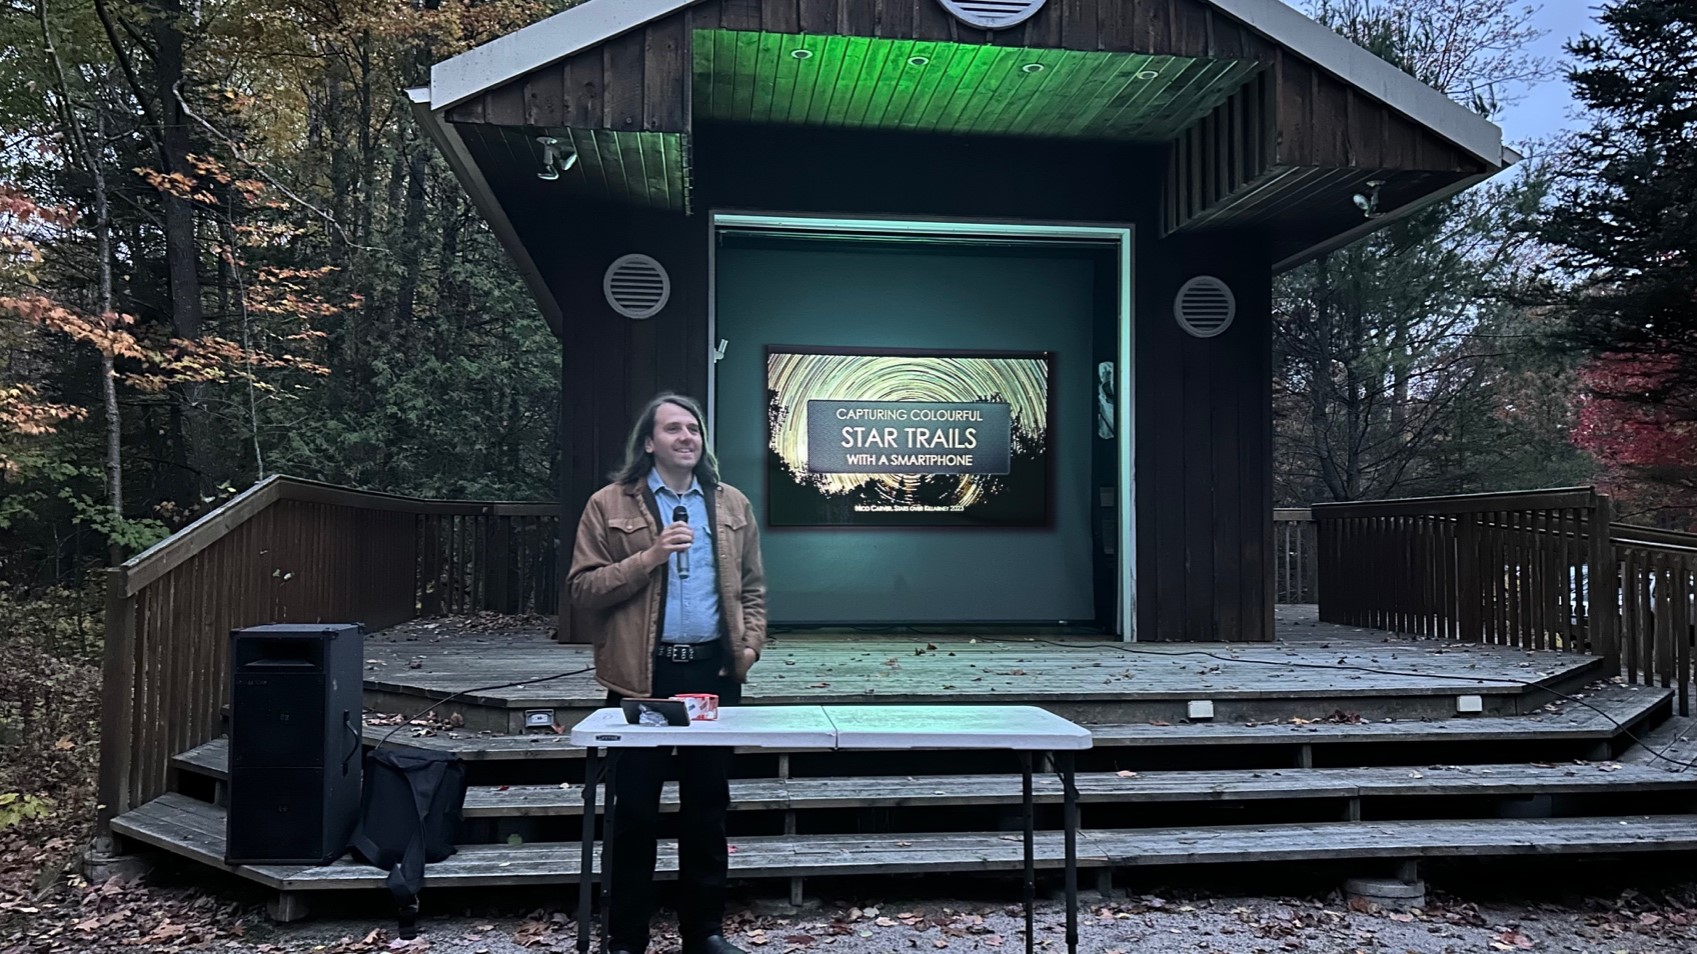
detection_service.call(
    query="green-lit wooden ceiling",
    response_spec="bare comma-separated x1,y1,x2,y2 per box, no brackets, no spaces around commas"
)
458,31,1269,217
455,124,689,213
691,30,1262,142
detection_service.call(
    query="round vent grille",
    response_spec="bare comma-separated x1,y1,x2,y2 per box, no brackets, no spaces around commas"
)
1173,276,1236,338
603,254,671,320
937,0,1048,31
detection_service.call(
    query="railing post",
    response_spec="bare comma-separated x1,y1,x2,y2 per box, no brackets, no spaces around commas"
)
1587,493,1620,671
486,516,514,613
1455,512,1480,642
96,567,137,838
420,516,442,616
1313,512,1330,620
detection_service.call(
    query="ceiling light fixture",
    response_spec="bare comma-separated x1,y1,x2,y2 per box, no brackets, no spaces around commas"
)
791,48,812,60
1135,69,1160,80
908,55,930,66
1021,63,1045,73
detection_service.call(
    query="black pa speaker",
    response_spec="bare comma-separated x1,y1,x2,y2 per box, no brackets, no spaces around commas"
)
225,623,364,865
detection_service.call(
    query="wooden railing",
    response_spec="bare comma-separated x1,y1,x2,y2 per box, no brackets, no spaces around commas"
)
97,476,557,831
1273,508,1317,604
1612,523,1696,715
1312,487,1697,717
1314,487,1617,657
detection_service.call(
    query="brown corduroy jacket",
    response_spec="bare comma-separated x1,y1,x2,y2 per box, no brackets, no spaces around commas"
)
566,476,766,698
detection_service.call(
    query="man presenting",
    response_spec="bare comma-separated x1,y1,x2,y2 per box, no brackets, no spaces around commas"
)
568,393,766,954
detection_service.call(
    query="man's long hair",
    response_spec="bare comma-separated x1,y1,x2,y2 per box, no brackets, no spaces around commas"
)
610,393,722,487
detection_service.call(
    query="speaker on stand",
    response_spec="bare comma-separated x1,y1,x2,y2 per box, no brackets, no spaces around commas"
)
225,623,364,865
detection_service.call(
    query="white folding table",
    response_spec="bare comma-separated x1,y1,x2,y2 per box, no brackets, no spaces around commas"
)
570,704,1091,954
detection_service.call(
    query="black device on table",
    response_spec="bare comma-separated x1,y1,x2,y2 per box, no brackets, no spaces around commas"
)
620,697,691,726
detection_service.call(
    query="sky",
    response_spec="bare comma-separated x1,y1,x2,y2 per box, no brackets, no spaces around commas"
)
1496,2,1607,150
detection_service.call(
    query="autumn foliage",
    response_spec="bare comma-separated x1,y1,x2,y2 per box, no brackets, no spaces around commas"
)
1571,353,1697,525
2,163,331,482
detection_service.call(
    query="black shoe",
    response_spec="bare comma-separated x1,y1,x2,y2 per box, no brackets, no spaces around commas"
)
683,936,747,954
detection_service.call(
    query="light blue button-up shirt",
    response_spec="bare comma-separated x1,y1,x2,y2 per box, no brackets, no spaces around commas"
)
647,469,722,644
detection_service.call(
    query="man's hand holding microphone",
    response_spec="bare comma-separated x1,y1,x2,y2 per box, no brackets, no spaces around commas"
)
644,506,693,577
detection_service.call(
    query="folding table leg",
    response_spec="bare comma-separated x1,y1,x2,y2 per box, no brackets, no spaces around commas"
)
1021,752,1035,954
577,747,599,954
1060,751,1078,954
601,755,619,950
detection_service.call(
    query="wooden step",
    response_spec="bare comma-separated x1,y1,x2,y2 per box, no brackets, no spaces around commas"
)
171,741,1697,817
455,762,1697,816
115,793,1103,890
1087,684,1672,747
113,792,1697,893
172,685,1674,780
1085,814,1697,866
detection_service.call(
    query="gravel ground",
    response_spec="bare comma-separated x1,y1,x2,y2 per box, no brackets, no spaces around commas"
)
12,859,1696,953
204,887,1696,954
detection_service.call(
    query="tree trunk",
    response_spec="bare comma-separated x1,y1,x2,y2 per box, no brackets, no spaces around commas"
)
396,147,428,326
41,0,126,563
1307,257,1346,501
95,134,123,565
150,0,207,503
438,204,466,330
357,33,375,250
217,206,264,479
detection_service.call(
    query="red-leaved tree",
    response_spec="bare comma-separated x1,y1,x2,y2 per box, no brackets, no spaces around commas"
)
1571,351,1697,527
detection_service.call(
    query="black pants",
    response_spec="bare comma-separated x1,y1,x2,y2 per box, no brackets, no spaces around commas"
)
606,654,741,952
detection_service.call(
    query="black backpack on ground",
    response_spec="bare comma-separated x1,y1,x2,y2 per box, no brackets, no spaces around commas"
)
349,746,468,939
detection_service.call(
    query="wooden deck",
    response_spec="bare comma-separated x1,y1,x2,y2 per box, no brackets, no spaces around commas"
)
365,606,1606,732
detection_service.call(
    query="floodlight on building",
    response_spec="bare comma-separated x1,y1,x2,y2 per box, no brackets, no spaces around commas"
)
1352,180,1385,218
536,136,577,181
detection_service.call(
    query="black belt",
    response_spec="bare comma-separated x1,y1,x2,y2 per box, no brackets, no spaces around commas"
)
654,641,719,663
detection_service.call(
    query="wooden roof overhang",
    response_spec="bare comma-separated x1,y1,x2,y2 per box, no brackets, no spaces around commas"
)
410,0,1513,333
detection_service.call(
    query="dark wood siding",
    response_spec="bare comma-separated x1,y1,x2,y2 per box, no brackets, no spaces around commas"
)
692,123,1150,220
450,0,1481,175
523,204,710,622
1165,69,1277,233
1133,233,1273,641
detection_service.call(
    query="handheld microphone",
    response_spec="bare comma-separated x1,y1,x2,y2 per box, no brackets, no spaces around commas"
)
672,505,690,579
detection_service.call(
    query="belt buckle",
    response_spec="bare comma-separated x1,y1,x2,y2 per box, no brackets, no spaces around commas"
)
660,643,694,663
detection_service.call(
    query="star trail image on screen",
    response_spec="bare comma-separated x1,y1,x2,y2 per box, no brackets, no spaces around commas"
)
765,347,1053,527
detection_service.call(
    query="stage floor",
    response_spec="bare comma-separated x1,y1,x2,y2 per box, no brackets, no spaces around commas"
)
362,606,1605,730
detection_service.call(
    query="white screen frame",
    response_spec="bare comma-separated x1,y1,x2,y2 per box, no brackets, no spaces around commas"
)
708,211,1136,640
